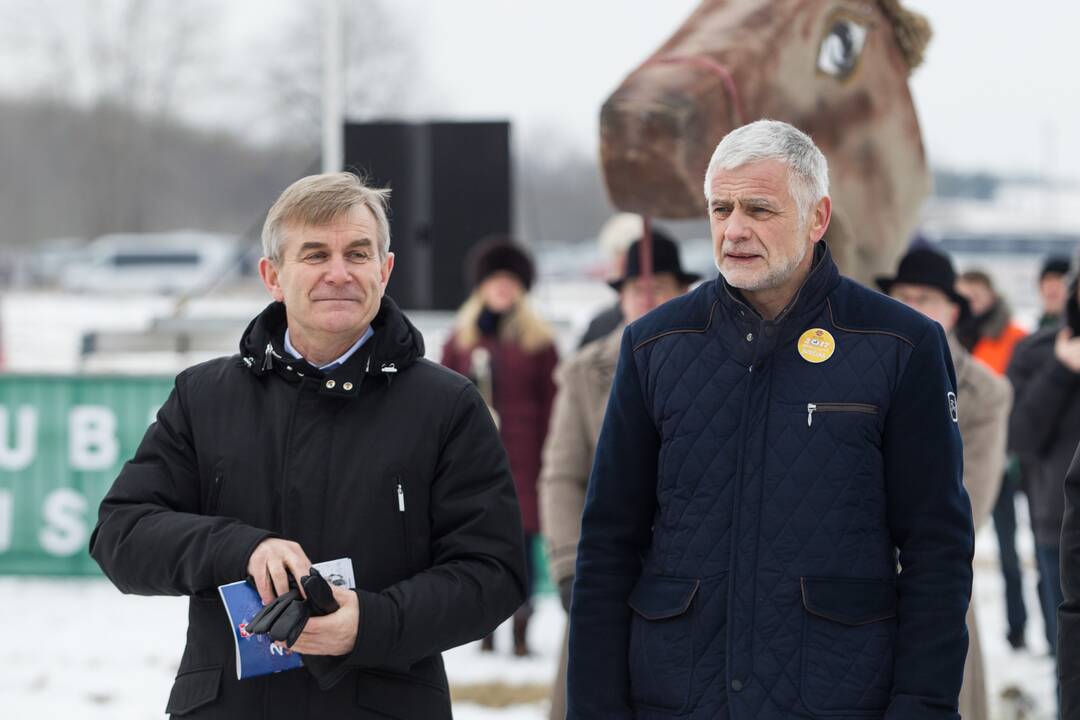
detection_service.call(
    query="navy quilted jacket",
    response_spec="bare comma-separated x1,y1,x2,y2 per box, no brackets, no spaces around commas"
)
567,245,973,720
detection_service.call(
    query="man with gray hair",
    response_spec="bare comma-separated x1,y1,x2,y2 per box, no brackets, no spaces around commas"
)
90,172,526,718
568,120,973,719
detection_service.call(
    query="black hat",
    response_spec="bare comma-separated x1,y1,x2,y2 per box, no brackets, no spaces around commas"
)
875,247,971,317
468,235,535,291
1040,256,1072,281
609,230,701,291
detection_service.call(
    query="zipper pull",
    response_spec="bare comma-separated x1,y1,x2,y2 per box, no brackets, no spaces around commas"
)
262,342,274,372
807,403,816,427
396,482,405,512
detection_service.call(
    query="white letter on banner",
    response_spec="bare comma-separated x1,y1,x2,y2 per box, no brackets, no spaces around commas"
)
0,406,37,471
39,488,87,556
69,406,119,471
0,490,12,553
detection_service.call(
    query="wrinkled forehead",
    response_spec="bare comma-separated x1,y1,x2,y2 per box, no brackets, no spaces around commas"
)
707,159,793,200
281,205,377,248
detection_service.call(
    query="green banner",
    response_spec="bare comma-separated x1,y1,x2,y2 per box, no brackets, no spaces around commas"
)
0,375,173,575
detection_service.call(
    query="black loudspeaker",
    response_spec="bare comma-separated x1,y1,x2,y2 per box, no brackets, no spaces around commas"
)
343,121,512,310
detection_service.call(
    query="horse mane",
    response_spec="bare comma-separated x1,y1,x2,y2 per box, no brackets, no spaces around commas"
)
875,0,933,73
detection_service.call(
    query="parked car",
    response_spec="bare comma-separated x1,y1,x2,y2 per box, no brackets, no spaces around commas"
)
61,231,240,295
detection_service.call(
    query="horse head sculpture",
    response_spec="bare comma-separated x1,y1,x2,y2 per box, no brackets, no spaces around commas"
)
601,0,932,283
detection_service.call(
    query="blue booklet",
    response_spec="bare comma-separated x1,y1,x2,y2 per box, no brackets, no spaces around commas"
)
218,557,355,680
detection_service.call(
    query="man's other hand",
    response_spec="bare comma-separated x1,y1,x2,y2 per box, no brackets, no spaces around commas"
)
288,584,359,656
1056,328,1080,373
247,538,313,604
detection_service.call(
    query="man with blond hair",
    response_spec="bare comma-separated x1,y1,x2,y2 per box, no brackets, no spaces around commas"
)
90,172,526,718
568,120,973,719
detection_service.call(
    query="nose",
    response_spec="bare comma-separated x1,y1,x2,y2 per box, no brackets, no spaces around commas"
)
601,56,742,218
723,210,752,243
322,254,352,284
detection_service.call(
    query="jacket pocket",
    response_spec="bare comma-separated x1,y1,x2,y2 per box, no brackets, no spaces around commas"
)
164,665,222,716
355,668,451,719
800,576,896,715
804,402,878,428
626,575,700,712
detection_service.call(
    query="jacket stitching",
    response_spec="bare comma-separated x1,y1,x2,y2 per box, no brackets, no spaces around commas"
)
632,298,721,352
827,299,916,348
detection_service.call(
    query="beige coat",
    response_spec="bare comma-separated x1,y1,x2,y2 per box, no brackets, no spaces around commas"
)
538,325,621,720
950,334,1012,720
539,324,621,584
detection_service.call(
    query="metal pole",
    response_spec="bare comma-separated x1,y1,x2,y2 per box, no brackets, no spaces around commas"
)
322,0,344,174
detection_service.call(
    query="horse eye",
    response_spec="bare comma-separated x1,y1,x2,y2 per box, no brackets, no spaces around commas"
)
817,19,868,79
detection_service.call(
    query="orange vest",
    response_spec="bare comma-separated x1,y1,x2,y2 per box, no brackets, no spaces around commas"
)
972,322,1027,376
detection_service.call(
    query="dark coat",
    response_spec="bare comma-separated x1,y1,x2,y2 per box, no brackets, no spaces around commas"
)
568,245,973,720
441,333,558,535
1059,442,1080,717
1007,327,1080,545
89,298,527,719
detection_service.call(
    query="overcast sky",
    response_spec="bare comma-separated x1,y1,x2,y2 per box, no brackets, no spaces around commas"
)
6,1,1078,180
383,0,1080,180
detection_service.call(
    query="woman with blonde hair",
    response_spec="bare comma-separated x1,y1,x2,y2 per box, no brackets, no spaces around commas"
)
441,236,559,657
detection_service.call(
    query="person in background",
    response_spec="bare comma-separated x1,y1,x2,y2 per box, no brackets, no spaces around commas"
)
1009,274,1080,654
1059,440,1080,718
956,268,1032,651
540,232,699,720
1037,256,1072,329
578,213,648,347
441,236,558,657
879,247,1012,720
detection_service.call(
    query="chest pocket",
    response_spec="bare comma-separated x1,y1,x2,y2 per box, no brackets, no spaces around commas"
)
801,402,882,449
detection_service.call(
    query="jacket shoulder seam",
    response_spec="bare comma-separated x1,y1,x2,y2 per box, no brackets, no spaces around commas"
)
827,298,916,348
632,298,721,352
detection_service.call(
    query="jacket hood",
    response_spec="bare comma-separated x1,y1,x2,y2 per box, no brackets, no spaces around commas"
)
238,295,425,379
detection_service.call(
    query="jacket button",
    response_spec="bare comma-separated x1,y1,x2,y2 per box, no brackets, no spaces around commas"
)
343,381,354,391
764,326,775,337
325,380,336,389
745,333,754,342
731,678,744,692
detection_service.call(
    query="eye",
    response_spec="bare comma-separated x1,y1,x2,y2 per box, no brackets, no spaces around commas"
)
817,17,868,79
302,252,328,262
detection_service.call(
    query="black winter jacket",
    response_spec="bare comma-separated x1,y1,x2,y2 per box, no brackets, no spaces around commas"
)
1007,327,1080,545
1060,442,1080,716
89,297,527,719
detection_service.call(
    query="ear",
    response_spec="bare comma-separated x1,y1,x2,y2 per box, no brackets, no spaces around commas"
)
380,252,395,288
808,195,832,244
259,257,285,303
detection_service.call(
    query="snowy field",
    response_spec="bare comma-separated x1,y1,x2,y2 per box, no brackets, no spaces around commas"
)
0,520,1060,720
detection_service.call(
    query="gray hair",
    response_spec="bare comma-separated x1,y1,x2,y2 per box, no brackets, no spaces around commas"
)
702,120,829,222
261,172,391,263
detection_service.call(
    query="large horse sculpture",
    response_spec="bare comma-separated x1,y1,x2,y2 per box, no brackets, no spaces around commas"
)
601,0,933,284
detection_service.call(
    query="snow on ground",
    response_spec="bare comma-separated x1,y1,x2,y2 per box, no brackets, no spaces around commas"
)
0,513,1061,719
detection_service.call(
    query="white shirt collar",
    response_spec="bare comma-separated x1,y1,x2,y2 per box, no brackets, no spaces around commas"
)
283,326,374,372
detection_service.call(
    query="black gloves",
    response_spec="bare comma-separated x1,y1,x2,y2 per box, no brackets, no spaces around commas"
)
246,567,340,647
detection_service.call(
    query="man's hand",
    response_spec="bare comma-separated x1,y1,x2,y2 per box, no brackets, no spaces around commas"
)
246,538,313,604
287,584,359,656
1056,328,1080,373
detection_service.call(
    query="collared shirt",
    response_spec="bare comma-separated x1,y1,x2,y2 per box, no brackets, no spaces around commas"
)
284,326,374,373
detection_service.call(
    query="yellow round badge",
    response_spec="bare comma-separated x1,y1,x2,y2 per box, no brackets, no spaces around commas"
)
797,328,836,364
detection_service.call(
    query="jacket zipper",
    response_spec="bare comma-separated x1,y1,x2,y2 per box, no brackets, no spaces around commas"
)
395,477,411,564
806,402,878,427
207,472,224,513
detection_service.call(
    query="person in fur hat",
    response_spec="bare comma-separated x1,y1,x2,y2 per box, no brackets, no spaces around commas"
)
441,236,559,657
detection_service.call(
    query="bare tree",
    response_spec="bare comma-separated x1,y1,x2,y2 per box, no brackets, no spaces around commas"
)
254,0,417,145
